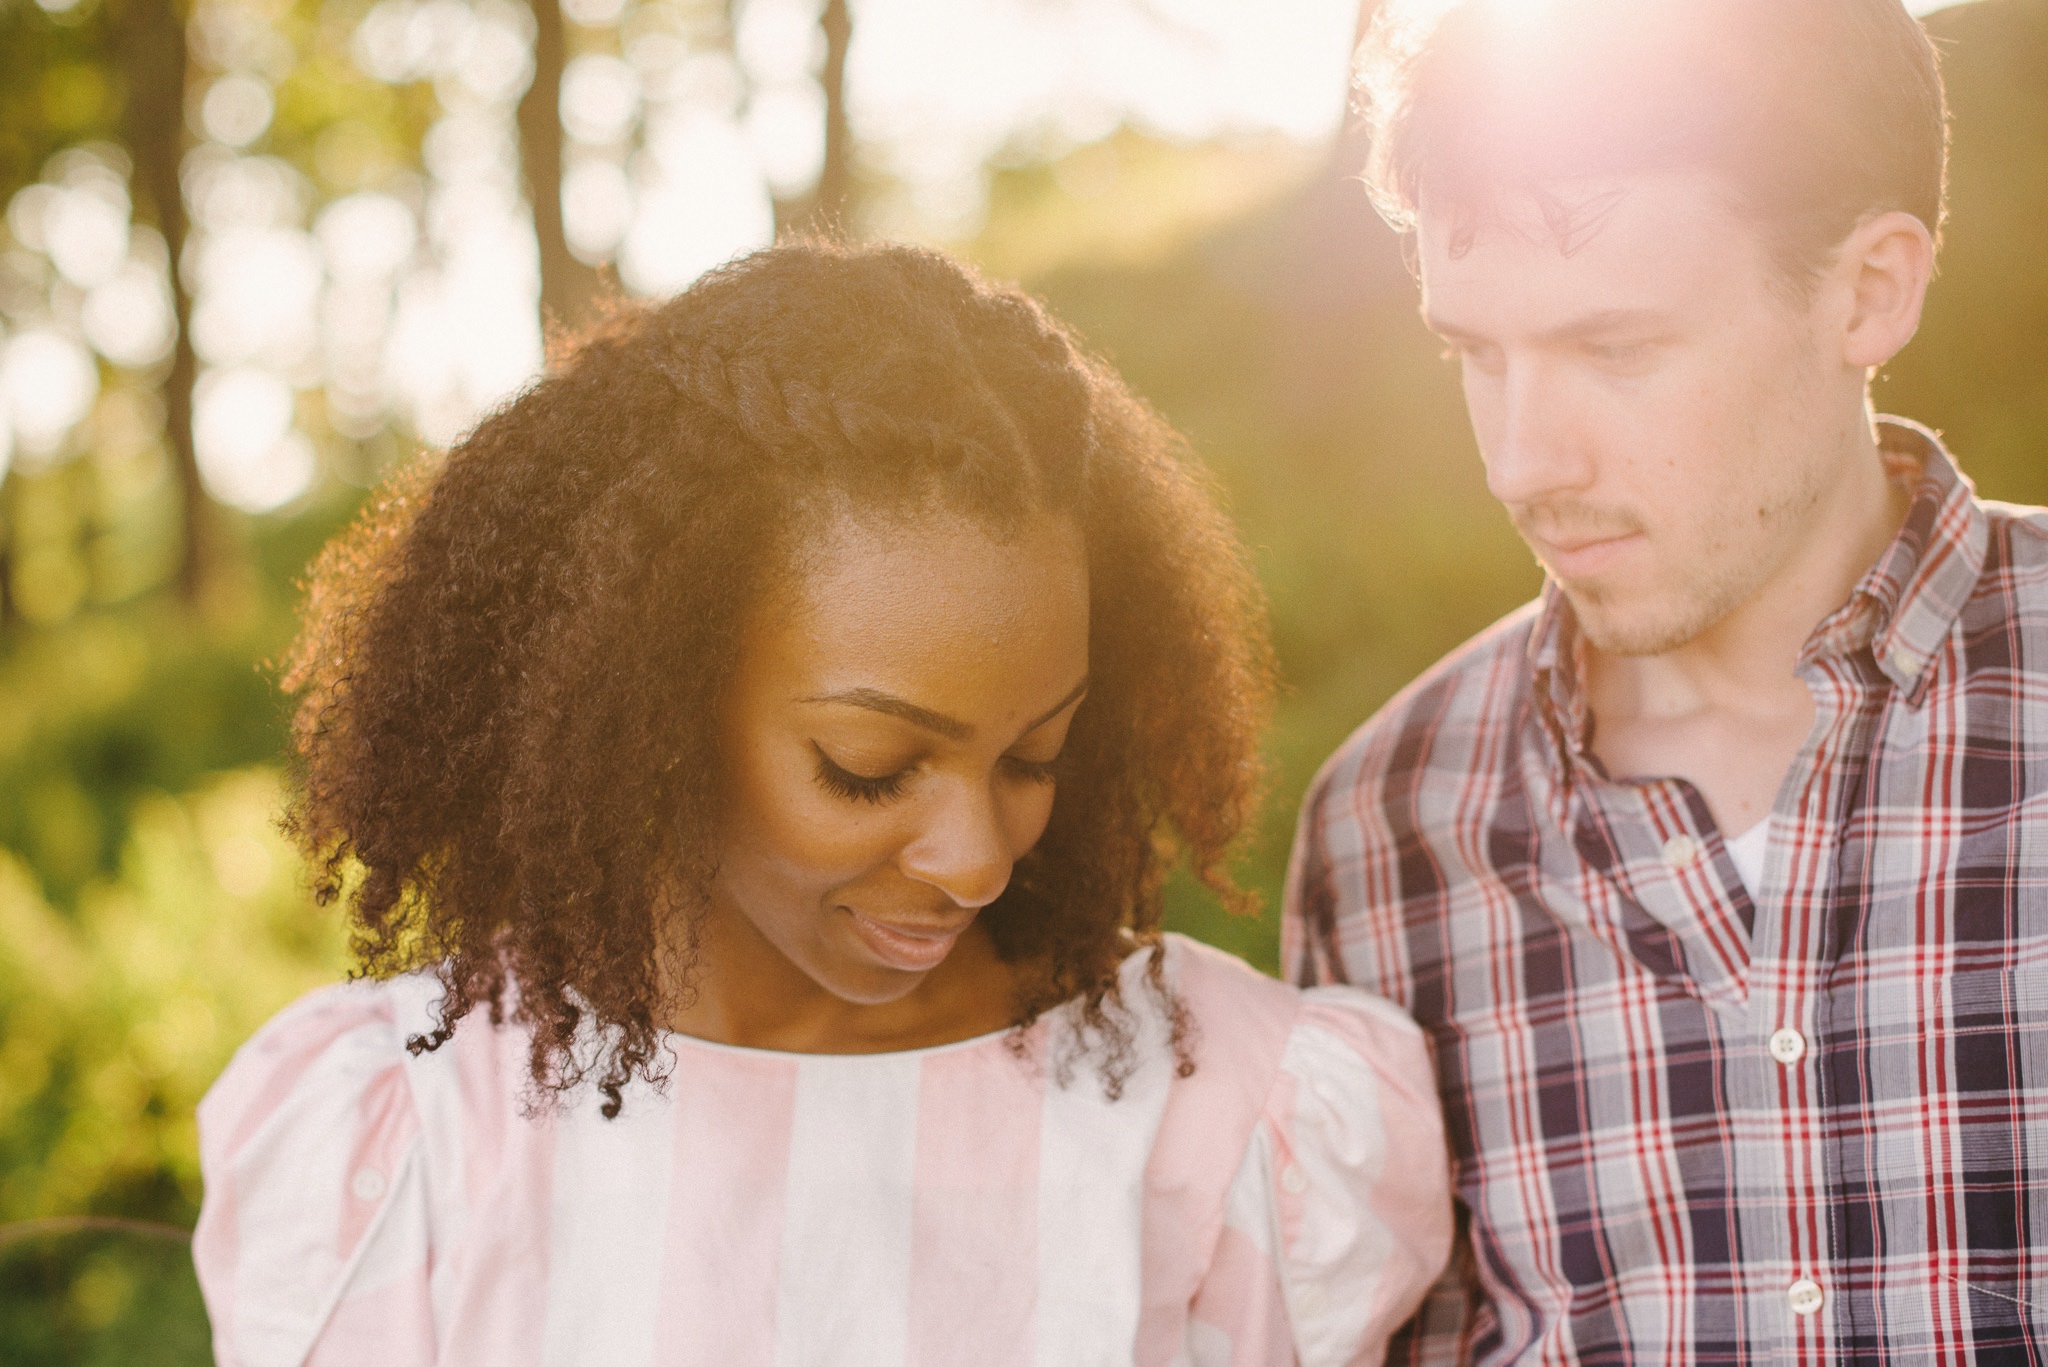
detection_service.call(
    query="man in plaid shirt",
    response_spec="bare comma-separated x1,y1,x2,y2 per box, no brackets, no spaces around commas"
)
1285,0,2046,1361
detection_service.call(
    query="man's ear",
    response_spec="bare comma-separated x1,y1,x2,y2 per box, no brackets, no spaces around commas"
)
1836,210,1936,372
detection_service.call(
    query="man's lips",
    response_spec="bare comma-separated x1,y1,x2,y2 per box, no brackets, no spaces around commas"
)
1528,530,1641,578
845,909,973,973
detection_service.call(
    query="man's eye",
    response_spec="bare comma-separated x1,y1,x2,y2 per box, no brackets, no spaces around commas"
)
1587,341,1651,367
812,747,909,804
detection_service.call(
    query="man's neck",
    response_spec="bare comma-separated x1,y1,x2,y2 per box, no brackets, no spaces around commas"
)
1583,421,1914,833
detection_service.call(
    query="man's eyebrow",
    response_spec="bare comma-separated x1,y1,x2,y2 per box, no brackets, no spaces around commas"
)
803,676,1090,743
1423,306,1671,346
1539,307,1671,343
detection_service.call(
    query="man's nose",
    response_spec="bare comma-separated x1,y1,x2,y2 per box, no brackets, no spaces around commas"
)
1479,362,1592,507
898,781,1014,909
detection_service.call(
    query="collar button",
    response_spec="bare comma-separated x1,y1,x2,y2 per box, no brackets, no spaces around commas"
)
1660,834,1702,869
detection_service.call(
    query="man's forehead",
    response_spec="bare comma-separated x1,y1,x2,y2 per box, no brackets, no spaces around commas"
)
1415,171,1759,320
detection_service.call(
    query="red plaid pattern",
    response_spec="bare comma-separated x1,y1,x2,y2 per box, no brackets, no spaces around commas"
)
1285,420,2048,1364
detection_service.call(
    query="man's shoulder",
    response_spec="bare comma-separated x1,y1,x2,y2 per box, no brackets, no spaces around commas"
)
1979,495,2048,562
1303,599,1543,819
1960,495,2048,638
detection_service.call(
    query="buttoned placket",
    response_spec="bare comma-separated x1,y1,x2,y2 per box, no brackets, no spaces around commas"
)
1536,590,1866,1358
1759,485,1961,1358
1752,641,1855,1358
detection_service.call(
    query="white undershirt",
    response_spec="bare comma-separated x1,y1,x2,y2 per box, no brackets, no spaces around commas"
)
1724,819,1771,892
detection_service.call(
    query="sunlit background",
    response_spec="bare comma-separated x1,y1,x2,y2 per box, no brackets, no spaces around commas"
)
2,0,1362,509
0,0,2037,1358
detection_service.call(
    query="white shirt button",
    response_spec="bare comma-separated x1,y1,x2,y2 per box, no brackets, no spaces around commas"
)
350,1167,387,1202
1661,834,1702,869
1889,645,1922,678
1787,1278,1824,1316
1280,1164,1309,1195
1768,1028,1807,1065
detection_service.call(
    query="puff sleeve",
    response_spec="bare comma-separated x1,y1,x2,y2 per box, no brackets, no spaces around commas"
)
1192,986,1454,1367
194,979,439,1367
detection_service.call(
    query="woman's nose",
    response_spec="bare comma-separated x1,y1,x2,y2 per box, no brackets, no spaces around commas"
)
898,781,1015,909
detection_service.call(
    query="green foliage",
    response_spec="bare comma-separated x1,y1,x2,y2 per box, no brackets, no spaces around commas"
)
0,4,2042,1361
1878,0,2048,506
1,1229,212,1367
0,500,355,1363
0,0,117,199
0,770,347,1361
0,771,346,1221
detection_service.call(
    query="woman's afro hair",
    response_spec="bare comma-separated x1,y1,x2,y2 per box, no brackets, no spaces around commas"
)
284,239,1274,1113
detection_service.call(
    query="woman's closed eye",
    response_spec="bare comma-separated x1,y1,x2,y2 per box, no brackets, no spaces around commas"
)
1001,753,1061,786
811,744,1064,805
812,746,910,804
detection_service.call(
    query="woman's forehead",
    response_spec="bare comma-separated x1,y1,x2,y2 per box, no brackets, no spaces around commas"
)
743,507,1089,721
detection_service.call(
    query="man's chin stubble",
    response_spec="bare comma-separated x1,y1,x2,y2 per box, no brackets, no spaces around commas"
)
1564,577,1750,658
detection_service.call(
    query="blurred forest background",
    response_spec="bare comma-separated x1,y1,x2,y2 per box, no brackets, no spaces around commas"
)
0,0,2041,1356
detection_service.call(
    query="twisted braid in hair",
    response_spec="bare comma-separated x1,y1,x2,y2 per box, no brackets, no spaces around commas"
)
284,240,1273,1113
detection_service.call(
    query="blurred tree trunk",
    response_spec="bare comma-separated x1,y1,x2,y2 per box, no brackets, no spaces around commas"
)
774,0,854,237
0,489,14,630
114,0,213,606
811,0,853,230
519,0,603,331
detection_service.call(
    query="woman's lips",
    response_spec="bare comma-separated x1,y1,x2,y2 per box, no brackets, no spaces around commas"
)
845,909,968,973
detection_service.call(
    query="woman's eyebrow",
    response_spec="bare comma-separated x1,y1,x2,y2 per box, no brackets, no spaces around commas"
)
802,689,973,740
802,676,1089,741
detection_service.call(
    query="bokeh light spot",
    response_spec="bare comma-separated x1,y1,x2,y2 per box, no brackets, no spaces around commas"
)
561,54,642,145
192,366,316,512
563,157,633,259
200,74,276,149
622,111,774,295
45,183,132,290
315,192,419,284
83,263,176,369
1,329,101,458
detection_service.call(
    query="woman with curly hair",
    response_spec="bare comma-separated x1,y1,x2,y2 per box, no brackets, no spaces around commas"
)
192,241,1450,1366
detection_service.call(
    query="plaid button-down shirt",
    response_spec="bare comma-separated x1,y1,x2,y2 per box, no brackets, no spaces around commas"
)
1284,419,2048,1365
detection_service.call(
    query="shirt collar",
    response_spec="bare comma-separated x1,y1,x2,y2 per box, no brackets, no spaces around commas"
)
1526,416,1986,753
1805,417,1986,701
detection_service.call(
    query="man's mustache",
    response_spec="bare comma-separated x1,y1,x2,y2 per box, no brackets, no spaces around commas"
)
1508,502,1645,547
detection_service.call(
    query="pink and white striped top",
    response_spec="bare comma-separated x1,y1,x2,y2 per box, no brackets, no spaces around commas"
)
194,934,1452,1367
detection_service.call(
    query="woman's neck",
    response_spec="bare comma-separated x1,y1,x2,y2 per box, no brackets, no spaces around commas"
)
663,912,1022,1055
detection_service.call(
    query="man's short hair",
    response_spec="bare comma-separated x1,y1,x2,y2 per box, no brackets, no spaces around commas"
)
1357,0,1949,282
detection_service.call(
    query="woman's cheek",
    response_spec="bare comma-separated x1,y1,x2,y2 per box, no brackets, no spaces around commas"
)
767,789,903,885
1006,784,1058,855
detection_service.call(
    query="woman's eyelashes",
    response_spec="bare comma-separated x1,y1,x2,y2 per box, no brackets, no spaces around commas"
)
810,744,1063,805
813,746,909,804
1001,754,1061,786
